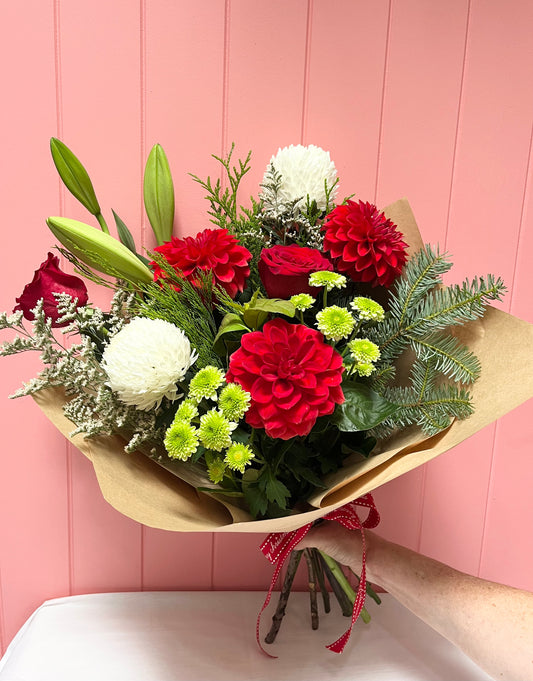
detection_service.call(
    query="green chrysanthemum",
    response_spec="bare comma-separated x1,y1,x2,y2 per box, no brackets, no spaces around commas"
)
189,366,226,402
316,305,355,341
309,270,347,290
198,409,237,451
224,442,255,473
290,293,315,311
350,297,385,322
348,338,381,363
219,383,251,421
164,421,199,461
353,362,375,377
207,457,227,484
174,399,199,422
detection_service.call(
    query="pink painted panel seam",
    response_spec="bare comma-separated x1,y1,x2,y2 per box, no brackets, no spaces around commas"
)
477,116,533,576
373,0,393,203
444,0,472,251
300,0,313,144
221,0,231,159
0,564,6,657
140,0,147,246
508,118,533,309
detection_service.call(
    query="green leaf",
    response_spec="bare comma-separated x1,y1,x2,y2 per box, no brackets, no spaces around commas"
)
245,297,295,316
333,381,399,431
46,216,153,285
112,209,136,254
143,144,175,245
258,469,291,509
50,138,100,216
242,469,268,518
242,298,295,329
213,313,249,350
284,459,326,488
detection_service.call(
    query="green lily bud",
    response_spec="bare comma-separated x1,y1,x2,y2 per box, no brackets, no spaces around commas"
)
50,138,101,216
143,144,175,245
46,217,153,284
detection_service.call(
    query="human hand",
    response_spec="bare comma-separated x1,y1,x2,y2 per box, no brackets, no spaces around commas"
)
298,521,367,571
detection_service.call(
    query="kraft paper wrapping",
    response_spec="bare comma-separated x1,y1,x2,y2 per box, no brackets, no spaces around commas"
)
32,200,533,533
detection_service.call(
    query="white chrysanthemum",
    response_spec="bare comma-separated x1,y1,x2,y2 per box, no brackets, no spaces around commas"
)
101,317,198,411
262,144,338,212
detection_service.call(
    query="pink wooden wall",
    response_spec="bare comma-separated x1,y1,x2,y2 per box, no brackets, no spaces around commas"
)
1,0,532,654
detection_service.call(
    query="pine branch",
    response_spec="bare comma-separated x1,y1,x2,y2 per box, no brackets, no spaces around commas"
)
388,245,452,326
408,275,506,337
407,331,481,384
372,245,506,367
379,382,474,436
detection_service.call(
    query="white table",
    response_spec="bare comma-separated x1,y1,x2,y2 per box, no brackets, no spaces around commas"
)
0,591,492,680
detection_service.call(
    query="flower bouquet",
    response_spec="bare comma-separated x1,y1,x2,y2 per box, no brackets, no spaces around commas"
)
2,141,533,653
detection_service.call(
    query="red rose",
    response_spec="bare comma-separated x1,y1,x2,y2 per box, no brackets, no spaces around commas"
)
14,253,89,327
226,318,344,440
258,245,333,298
152,227,251,299
322,200,408,287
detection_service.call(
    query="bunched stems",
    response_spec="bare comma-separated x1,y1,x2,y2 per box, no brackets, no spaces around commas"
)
264,547,376,645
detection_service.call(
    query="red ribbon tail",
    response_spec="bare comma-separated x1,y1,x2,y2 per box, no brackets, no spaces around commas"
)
256,524,313,657
257,494,380,656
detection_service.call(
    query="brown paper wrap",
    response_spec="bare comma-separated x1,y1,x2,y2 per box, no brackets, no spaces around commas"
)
32,200,533,533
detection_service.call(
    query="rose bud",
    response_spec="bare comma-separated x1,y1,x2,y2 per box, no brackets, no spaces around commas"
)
258,244,333,299
14,252,89,327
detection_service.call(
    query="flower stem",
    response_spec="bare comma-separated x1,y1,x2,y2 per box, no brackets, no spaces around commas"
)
264,549,303,644
319,550,371,623
318,552,353,616
303,549,319,630
310,548,330,613
96,212,110,234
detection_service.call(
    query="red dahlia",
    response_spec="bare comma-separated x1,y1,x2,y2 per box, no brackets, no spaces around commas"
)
152,228,251,299
226,318,344,440
322,200,408,287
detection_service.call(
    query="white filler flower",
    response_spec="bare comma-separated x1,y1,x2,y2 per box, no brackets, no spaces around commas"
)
263,144,338,212
101,317,198,410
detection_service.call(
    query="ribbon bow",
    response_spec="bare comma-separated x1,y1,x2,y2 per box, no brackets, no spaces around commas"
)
257,494,380,657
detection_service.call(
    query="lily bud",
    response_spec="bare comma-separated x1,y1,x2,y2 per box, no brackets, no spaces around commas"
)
46,217,153,284
143,144,175,245
50,138,101,216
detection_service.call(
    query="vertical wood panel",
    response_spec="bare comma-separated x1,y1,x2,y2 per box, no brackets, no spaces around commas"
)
418,0,533,579
305,0,391,200
212,0,309,584
2,0,533,655
371,0,471,553
376,0,469,242
140,0,226,584
143,0,227,240
478,139,533,589
0,1,70,653
58,0,144,593
223,0,309,201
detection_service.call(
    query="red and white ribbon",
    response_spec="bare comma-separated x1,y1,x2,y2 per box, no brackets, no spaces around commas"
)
257,494,380,657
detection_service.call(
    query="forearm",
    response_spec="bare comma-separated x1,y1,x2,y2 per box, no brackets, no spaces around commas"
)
300,526,533,680
368,535,533,681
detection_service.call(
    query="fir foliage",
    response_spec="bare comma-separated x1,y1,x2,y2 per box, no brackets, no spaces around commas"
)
373,358,475,437
367,245,506,436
